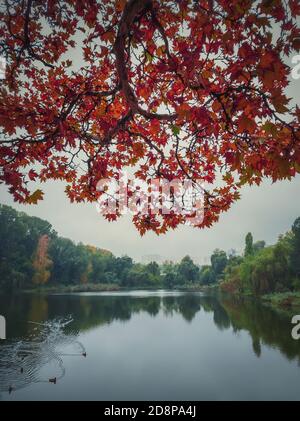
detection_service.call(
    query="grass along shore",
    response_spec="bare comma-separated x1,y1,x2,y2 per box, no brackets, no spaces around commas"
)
262,291,300,313
20,283,121,294
1,282,210,294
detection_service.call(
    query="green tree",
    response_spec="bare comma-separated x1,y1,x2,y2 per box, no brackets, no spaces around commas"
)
245,233,254,257
0,205,55,290
291,217,300,279
49,238,92,285
125,264,154,288
177,256,199,284
253,240,266,253
146,262,160,277
211,249,228,281
114,256,133,285
162,261,177,289
199,266,215,285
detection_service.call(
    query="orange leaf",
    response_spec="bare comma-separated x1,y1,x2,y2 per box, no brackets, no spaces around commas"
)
25,189,44,204
238,115,256,133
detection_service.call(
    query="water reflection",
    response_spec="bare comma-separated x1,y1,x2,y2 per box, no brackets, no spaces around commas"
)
0,291,300,397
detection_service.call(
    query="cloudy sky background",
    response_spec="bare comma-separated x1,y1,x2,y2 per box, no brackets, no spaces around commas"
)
1,171,299,264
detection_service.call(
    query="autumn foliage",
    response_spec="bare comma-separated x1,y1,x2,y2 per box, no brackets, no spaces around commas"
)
32,234,52,285
0,0,299,234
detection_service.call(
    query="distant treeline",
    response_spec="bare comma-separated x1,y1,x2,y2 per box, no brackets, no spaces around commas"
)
0,204,299,295
0,204,201,290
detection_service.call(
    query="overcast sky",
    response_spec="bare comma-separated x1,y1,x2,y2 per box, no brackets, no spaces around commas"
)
1,16,299,264
1,174,299,264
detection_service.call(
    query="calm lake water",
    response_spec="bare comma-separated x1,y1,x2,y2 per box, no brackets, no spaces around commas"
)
0,290,300,401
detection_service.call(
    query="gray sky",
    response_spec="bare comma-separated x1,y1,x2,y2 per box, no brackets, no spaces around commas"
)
1,175,299,264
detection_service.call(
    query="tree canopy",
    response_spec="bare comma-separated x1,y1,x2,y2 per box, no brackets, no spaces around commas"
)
0,0,300,234
221,228,300,296
244,232,254,256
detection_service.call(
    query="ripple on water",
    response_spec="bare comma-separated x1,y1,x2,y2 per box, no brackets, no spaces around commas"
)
0,317,86,395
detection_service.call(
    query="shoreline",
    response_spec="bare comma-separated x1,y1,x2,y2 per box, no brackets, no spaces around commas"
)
0,282,211,295
1,284,300,316
261,291,300,315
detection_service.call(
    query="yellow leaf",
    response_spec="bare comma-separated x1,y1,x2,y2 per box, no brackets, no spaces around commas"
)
145,51,153,62
274,103,288,114
94,102,107,118
25,189,44,204
156,46,165,57
295,162,300,173
262,121,278,136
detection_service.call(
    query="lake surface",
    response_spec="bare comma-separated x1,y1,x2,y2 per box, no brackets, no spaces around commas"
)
0,290,300,401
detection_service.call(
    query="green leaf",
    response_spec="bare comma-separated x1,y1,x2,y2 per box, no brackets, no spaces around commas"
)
145,51,153,62
171,125,180,136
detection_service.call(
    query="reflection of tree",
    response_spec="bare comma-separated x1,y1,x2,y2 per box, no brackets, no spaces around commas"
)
213,303,231,330
28,295,49,324
175,295,201,322
220,296,300,362
142,297,161,317
252,338,261,358
162,296,177,317
197,296,231,330
1,292,300,369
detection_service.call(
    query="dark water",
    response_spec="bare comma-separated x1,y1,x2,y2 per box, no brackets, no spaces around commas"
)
0,290,300,401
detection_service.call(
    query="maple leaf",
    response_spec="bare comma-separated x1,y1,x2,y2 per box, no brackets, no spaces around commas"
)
28,169,38,181
25,189,44,205
259,51,274,69
238,115,256,134
177,103,192,118
262,121,278,136
171,125,180,135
